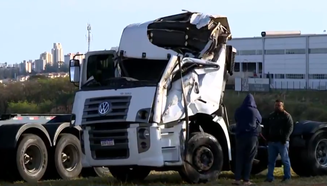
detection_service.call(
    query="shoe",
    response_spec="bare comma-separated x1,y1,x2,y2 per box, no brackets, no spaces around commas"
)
243,181,256,185
264,179,273,182
232,180,241,185
281,178,290,183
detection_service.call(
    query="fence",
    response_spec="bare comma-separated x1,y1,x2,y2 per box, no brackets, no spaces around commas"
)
233,77,327,92
272,81,327,90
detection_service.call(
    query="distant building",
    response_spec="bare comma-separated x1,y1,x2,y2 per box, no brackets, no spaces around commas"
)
19,60,33,73
34,59,46,72
0,63,19,80
228,31,327,89
40,52,52,64
64,52,85,66
0,62,8,68
51,43,64,66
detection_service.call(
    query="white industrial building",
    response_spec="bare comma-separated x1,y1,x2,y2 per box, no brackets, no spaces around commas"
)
228,32,327,90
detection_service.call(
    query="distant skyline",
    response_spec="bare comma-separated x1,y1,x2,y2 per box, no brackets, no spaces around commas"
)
0,0,326,63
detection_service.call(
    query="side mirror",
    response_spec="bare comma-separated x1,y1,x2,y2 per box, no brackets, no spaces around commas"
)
69,59,80,83
226,45,237,76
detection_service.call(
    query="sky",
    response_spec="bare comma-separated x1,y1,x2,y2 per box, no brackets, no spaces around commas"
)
0,0,327,63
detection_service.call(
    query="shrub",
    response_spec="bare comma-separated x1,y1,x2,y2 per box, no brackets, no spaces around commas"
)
1,78,326,122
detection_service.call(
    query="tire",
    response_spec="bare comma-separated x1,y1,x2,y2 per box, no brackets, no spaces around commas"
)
109,167,150,182
16,134,48,183
179,132,223,184
54,133,83,180
94,167,110,177
81,167,110,178
290,130,327,177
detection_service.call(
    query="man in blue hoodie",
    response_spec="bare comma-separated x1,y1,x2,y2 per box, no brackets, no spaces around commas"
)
233,94,262,186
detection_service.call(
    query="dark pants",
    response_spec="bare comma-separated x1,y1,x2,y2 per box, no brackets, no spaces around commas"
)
234,136,258,181
267,141,291,180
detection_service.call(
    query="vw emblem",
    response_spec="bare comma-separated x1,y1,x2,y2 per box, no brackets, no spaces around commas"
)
98,101,112,115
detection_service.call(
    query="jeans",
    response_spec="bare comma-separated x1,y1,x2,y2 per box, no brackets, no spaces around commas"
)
267,141,291,180
234,136,258,181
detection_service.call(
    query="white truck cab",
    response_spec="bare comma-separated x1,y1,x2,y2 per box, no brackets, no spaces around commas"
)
69,11,236,184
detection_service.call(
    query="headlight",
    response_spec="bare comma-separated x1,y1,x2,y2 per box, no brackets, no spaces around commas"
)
137,110,149,120
138,128,150,139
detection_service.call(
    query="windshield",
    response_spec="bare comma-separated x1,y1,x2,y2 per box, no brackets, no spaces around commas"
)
86,54,115,80
81,55,169,90
120,58,168,83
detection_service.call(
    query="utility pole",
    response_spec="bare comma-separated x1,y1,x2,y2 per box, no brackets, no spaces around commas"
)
87,23,92,51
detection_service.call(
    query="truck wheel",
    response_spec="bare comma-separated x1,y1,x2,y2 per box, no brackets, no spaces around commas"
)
311,131,327,175
291,130,327,176
54,134,82,180
94,167,110,177
81,167,110,177
179,132,223,183
16,134,48,183
109,167,150,182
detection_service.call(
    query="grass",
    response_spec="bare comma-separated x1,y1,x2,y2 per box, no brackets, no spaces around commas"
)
3,90,326,186
5,168,327,186
223,90,327,122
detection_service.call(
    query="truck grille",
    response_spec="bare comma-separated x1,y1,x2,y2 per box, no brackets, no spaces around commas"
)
82,96,131,125
88,123,129,160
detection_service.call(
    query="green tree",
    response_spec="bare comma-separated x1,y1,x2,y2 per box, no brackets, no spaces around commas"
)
0,77,326,122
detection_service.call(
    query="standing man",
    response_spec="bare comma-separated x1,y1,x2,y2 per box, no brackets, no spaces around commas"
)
233,94,262,186
263,99,294,183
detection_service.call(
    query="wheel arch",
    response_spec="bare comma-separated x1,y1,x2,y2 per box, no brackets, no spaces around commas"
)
16,123,52,148
189,114,231,170
291,121,327,147
292,120,327,136
52,122,81,146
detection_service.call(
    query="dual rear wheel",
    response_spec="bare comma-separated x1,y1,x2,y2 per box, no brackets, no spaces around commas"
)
4,133,82,183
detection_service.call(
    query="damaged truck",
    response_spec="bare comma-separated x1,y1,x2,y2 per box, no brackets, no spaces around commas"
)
0,11,325,184
68,11,326,183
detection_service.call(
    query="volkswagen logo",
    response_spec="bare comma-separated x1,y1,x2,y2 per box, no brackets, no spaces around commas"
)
98,101,112,115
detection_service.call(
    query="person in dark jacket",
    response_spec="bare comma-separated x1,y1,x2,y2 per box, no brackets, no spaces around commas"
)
262,99,294,183
232,94,262,185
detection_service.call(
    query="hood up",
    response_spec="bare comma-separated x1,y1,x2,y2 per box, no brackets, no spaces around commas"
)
241,93,257,108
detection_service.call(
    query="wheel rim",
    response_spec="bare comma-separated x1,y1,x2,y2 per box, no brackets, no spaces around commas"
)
193,146,214,172
24,145,42,174
315,139,327,167
62,145,78,171
94,166,110,177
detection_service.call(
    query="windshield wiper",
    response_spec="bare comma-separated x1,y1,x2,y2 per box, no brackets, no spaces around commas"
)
101,77,156,87
81,76,101,88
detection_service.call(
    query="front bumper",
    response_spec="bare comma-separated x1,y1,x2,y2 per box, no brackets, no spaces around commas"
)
81,123,167,167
